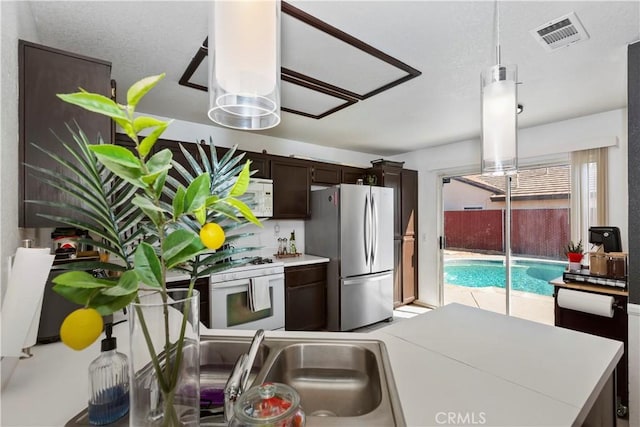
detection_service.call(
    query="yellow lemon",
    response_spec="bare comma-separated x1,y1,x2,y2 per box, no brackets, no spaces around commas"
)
200,222,226,250
60,308,104,351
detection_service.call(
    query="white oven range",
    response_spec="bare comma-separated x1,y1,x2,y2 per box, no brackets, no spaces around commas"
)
209,259,285,330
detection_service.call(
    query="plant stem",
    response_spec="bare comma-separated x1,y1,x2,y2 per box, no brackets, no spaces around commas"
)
168,279,195,390
133,299,169,392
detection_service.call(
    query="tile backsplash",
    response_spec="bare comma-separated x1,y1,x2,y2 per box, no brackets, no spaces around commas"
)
21,219,307,260
227,219,305,259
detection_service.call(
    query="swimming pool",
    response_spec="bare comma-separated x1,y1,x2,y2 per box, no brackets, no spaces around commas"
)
444,259,565,296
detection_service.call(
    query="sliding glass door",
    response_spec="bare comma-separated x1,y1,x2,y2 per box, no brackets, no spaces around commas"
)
441,165,570,324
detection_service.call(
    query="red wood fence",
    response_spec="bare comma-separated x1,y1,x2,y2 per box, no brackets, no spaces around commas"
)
444,208,569,259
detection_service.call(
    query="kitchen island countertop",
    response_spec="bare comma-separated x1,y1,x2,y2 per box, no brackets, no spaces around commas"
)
0,303,621,426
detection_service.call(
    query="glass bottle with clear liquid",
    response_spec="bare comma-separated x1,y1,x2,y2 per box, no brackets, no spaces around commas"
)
88,323,130,425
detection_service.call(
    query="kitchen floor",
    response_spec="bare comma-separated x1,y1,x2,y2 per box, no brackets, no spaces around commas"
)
352,304,431,333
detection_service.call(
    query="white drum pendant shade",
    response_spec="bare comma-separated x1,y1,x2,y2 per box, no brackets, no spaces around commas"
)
208,0,281,130
481,64,518,176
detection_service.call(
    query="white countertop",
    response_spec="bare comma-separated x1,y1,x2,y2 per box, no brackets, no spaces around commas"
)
0,304,622,426
164,254,329,283
275,253,329,267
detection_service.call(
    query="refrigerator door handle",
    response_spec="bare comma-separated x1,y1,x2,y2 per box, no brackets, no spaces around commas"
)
371,193,378,265
342,271,393,286
364,193,370,266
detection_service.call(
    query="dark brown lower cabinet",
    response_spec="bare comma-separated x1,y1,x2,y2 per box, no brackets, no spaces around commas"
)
167,277,211,329
285,263,327,331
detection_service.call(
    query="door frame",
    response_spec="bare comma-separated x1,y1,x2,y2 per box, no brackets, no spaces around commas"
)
436,167,477,308
436,159,570,311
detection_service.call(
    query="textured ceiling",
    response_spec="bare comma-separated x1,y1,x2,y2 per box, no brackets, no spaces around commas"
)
28,1,640,156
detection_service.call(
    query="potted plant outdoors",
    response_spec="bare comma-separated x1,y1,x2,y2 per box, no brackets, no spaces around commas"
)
26,73,262,426
564,240,584,271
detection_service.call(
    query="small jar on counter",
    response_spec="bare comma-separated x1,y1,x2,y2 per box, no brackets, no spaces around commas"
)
606,252,627,279
230,382,305,427
589,252,607,276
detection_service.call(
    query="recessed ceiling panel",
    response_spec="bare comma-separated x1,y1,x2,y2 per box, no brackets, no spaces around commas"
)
179,1,421,118
190,57,208,88
281,77,356,118
282,12,409,97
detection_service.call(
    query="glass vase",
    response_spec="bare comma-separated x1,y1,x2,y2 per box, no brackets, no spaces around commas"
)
128,288,200,427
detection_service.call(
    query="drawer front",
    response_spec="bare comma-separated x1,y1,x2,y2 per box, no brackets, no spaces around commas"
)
285,264,326,287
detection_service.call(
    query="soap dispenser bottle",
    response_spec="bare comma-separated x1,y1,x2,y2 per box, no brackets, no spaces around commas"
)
87,323,130,425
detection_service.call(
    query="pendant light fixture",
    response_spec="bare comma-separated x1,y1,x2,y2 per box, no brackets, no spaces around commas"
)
481,0,518,176
208,0,281,130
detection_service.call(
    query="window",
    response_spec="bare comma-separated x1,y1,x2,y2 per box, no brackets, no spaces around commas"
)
570,148,608,249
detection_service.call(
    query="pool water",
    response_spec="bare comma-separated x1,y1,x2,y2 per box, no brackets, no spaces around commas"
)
444,259,565,296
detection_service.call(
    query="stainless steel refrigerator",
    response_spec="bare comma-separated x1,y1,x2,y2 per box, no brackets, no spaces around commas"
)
306,184,394,331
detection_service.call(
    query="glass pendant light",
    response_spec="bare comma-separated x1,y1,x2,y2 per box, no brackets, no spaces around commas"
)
208,0,281,130
481,1,517,176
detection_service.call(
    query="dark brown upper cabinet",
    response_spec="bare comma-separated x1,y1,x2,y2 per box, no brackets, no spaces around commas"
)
271,157,311,219
401,169,418,237
371,162,403,239
341,166,366,184
311,163,341,185
19,41,112,228
240,150,271,179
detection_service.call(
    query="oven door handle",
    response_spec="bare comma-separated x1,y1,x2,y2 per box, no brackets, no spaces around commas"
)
210,278,251,290
210,274,284,290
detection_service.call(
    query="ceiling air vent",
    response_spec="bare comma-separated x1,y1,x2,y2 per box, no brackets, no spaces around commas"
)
531,12,589,52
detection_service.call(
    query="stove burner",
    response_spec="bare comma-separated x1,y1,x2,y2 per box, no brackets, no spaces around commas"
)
250,257,273,265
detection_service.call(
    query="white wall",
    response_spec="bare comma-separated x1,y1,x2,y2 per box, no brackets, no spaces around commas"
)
136,113,379,169
443,180,494,211
0,1,39,300
391,108,627,308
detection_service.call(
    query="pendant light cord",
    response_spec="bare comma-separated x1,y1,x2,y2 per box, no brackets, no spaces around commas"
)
494,0,501,65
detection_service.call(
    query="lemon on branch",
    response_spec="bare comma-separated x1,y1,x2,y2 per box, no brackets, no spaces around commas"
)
200,222,225,250
60,308,104,351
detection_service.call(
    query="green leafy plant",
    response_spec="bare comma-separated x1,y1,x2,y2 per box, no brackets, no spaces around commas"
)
26,73,262,424
564,240,584,255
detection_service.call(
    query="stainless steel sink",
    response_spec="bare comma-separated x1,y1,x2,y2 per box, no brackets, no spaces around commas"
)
201,336,405,426
262,342,382,417
67,336,405,426
199,338,270,404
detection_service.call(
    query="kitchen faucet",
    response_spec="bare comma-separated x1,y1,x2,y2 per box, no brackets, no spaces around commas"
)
223,329,265,422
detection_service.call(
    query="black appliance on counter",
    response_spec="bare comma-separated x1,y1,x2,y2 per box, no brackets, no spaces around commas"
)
37,258,111,344
589,226,622,252
562,226,627,289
